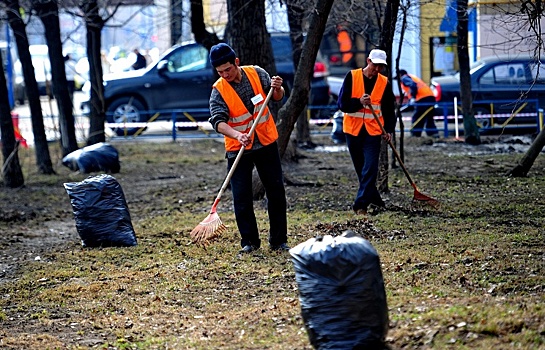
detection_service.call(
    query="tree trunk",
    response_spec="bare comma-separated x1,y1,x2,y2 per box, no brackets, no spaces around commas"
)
81,1,107,145
394,1,408,165
286,1,313,147
277,0,335,159
507,128,545,177
225,0,275,75
0,50,24,188
295,111,313,148
379,0,400,68
6,0,54,174
457,0,480,145
34,0,79,156
190,0,221,50
377,141,389,193
376,0,400,193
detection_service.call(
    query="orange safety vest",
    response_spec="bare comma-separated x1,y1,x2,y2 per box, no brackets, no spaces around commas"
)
343,69,387,136
401,74,434,100
213,66,278,152
337,30,353,64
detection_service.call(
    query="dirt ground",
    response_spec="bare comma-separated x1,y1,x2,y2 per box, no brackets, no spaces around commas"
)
0,133,543,349
0,133,535,264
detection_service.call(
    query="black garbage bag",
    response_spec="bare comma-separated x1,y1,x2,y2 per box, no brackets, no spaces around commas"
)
62,142,120,174
64,174,137,248
289,231,389,349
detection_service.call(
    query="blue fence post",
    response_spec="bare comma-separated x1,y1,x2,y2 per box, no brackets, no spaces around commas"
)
5,24,14,108
172,111,177,141
442,103,449,138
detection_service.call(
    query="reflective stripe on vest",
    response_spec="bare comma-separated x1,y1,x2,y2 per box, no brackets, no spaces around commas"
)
213,66,278,151
343,69,387,136
230,104,267,132
346,103,382,118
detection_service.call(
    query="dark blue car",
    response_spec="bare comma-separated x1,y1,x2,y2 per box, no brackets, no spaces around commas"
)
82,33,332,135
430,55,545,130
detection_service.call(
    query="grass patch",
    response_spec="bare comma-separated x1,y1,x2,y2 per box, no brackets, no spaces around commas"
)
1,137,544,349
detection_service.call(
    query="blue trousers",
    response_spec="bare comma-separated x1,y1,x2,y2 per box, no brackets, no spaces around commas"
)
227,142,287,248
412,96,438,136
345,128,385,211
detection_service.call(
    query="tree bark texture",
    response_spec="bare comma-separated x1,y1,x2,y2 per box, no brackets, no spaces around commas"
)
6,0,55,174
456,0,481,145
277,0,335,159
394,1,408,165
34,0,79,156
190,0,221,50
379,0,400,69
225,0,282,125
80,0,107,146
377,0,400,193
508,128,545,177
286,1,312,145
225,0,275,75
0,50,25,188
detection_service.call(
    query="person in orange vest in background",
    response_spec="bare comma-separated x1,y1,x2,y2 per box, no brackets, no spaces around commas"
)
337,49,396,216
10,112,28,148
208,43,289,255
336,25,353,66
397,69,438,137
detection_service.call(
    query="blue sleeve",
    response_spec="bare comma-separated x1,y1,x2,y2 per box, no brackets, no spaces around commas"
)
401,75,418,98
337,72,365,113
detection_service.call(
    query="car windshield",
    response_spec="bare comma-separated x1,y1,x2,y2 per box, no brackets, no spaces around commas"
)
166,44,208,72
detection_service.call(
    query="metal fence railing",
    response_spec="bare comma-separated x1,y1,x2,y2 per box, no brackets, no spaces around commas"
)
13,98,539,144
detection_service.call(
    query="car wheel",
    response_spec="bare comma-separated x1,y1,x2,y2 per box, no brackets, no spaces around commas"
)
107,97,148,136
474,106,492,129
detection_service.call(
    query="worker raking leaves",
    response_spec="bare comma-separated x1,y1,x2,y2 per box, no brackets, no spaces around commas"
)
190,43,290,253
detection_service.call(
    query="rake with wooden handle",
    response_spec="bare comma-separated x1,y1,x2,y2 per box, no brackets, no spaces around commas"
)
190,88,275,246
368,104,440,208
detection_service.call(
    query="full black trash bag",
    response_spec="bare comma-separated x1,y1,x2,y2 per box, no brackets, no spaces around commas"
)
64,174,137,248
62,142,120,174
289,231,389,349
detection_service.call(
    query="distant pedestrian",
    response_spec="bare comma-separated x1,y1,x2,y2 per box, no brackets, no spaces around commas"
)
131,49,147,70
397,69,438,137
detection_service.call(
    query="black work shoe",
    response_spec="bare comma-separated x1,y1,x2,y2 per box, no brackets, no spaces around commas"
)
270,243,290,251
239,245,258,254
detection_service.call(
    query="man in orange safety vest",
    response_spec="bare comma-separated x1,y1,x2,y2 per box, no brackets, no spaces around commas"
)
208,43,289,255
397,69,439,137
337,49,396,216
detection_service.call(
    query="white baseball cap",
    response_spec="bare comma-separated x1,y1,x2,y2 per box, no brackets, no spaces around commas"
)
368,49,387,65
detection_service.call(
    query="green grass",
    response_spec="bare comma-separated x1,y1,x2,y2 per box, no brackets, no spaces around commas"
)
0,138,544,349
